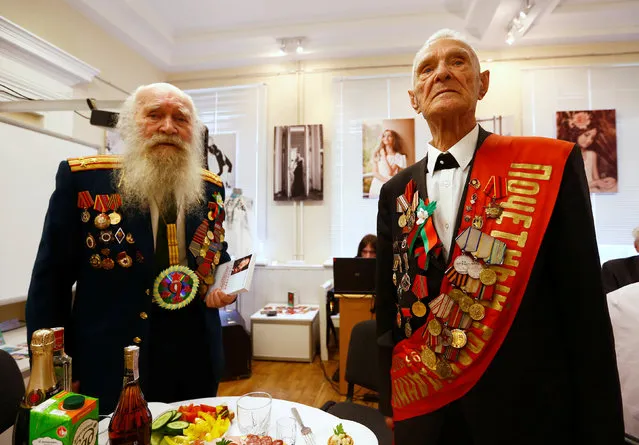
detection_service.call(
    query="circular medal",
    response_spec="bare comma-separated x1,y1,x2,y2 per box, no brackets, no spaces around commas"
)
464,215,471,222
459,295,474,312
396,311,402,328
89,254,101,269
86,233,96,249
485,203,503,219
453,255,473,274
153,265,200,310
479,268,497,286
441,327,453,347
421,348,437,370
404,322,412,338
401,238,407,250
207,230,214,240
214,251,222,266
449,288,465,302
398,214,407,228
435,359,453,379
412,300,427,318
392,272,397,286
467,262,484,279
101,258,115,270
204,274,215,285
109,211,122,225
208,210,215,221
94,213,110,230
469,303,485,321
126,233,135,244
472,215,484,229
451,329,467,348
427,319,442,336
116,252,133,268
99,231,113,244
470,178,480,189
407,213,416,229
81,210,90,223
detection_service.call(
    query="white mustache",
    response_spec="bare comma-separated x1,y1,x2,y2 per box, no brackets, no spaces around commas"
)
144,134,188,151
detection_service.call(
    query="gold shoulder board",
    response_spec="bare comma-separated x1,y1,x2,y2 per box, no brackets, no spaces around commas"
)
201,169,223,187
68,155,122,172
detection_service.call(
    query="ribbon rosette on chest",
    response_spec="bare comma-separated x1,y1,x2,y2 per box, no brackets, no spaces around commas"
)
408,199,439,270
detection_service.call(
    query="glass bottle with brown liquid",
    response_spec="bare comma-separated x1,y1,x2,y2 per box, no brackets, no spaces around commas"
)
108,345,152,445
13,328,61,445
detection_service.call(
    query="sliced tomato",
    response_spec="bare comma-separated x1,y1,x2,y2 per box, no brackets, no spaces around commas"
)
199,404,217,414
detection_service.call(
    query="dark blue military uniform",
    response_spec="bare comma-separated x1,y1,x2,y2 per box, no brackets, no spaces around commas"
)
26,155,230,414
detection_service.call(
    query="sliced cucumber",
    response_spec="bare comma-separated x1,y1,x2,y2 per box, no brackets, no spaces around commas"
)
150,432,163,445
152,411,176,431
165,421,190,435
170,411,182,422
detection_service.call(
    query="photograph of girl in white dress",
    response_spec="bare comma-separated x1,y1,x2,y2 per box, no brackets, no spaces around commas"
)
363,119,415,198
556,109,618,193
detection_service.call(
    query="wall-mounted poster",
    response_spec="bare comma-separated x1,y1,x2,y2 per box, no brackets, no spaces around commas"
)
274,124,324,201
363,118,416,198
556,109,618,193
206,132,236,189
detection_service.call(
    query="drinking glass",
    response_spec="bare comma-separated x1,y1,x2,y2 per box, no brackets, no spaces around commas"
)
276,416,297,444
236,392,272,435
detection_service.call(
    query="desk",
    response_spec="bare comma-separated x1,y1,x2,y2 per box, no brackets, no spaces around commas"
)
334,294,375,395
1,325,29,379
98,398,378,444
250,304,319,362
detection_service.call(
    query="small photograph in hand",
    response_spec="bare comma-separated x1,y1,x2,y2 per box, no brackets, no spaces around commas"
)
232,255,252,275
213,253,256,295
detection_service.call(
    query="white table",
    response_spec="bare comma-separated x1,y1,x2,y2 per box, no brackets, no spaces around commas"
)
98,397,377,445
251,304,320,362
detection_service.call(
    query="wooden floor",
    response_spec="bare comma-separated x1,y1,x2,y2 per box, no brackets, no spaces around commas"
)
218,350,377,409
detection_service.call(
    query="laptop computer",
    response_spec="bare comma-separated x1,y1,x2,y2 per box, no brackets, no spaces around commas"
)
333,257,376,294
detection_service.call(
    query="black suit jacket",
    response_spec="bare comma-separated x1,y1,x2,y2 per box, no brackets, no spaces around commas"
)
602,255,639,294
375,127,624,444
26,160,230,414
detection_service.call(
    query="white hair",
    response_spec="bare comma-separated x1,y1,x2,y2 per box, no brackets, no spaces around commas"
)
115,83,205,213
411,28,478,86
633,226,639,242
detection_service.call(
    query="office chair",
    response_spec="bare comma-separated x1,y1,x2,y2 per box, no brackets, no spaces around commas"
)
0,349,25,433
321,320,392,445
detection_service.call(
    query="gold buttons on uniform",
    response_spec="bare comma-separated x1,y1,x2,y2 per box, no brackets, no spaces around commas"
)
145,289,150,295
139,312,148,320
133,337,141,344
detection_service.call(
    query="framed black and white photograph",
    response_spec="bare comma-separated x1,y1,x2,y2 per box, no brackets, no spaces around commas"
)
206,132,236,189
273,124,323,201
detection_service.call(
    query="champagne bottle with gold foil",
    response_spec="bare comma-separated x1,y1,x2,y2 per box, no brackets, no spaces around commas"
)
13,328,61,445
108,345,152,445
51,327,72,391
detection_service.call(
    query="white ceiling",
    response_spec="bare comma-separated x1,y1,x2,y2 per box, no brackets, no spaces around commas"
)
64,0,639,72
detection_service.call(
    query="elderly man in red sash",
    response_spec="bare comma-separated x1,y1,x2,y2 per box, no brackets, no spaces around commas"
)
375,29,624,444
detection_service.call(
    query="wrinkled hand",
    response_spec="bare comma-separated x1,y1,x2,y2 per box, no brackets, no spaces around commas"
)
205,288,237,309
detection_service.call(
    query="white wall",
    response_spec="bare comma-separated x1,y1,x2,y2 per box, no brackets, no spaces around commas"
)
170,42,639,264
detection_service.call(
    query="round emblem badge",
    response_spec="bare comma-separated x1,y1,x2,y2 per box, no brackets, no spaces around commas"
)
153,265,200,310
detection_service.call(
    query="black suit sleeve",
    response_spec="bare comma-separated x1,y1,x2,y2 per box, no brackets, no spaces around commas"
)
376,181,396,417
549,146,624,442
601,260,619,295
26,161,79,345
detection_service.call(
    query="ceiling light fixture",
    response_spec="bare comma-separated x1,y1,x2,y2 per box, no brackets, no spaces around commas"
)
504,0,535,45
276,37,307,56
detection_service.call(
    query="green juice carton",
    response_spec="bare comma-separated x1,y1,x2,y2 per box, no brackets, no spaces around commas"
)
30,391,99,445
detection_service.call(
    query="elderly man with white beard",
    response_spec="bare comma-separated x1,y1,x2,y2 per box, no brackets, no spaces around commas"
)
26,83,236,414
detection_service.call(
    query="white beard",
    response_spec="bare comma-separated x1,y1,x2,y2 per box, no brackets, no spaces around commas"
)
117,132,204,214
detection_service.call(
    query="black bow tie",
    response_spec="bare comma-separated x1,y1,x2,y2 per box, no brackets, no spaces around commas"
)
433,152,460,172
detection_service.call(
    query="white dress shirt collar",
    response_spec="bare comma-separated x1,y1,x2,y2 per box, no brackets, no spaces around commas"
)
426,124,479,177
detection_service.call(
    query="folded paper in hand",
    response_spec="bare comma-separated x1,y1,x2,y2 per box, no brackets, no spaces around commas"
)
211,253,256,294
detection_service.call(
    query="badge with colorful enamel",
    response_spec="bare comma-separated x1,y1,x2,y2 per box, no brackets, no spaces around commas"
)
153,265,200,310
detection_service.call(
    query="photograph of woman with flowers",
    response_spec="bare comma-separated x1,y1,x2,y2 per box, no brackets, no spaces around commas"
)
556,109,618,193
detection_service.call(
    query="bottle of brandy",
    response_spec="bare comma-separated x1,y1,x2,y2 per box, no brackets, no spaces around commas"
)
108,345,152,445
13,328,61,445
51,327,72,392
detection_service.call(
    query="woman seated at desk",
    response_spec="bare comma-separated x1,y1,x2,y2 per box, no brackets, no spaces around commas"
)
327,234,377,349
